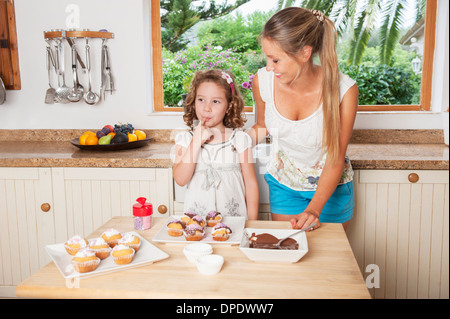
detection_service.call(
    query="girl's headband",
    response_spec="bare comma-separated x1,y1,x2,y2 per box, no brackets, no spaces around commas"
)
220,71,234,95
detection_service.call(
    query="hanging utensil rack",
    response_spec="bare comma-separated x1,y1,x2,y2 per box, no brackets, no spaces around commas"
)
43,29,115,105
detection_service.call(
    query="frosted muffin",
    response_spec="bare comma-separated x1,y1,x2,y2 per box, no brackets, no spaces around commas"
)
184,224,205,241
167,219,184,237
181,211,198,226
187,215,206,228
206,211,222,227
101,228,122,248
72,248,100,273
212,223,232,241
111,244,135,265
118,233,141,252
64,235,89,256
88,237,112,259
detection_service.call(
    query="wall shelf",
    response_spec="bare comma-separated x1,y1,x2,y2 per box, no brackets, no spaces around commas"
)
43,30,114,40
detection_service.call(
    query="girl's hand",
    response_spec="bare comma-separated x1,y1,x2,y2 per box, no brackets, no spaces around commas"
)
193,119,213,145
290,210,320,231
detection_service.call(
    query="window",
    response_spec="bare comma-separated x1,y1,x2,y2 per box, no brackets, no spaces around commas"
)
150,0,437,112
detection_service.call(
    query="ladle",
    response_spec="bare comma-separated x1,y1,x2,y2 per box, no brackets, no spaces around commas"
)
67,44,84,102
83,37,99,105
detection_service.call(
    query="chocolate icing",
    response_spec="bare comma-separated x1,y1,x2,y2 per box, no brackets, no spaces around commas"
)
249,233,299,250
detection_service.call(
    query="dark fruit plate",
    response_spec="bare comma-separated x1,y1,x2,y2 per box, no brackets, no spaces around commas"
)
70,138,153,151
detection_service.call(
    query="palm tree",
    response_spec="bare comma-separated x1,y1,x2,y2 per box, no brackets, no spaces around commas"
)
276,0,426,66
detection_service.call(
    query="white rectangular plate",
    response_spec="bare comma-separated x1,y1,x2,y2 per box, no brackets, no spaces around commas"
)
152,216,246,245
45,231,169,279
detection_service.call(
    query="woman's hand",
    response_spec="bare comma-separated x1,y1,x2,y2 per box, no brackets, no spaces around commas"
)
290,210,320,231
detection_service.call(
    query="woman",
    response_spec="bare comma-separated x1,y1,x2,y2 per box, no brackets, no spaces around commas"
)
248,7,359,231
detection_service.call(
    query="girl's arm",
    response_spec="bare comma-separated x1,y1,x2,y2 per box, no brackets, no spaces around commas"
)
247,73,269,146
239,147,259,220
291,84,359,229
173,121,212,187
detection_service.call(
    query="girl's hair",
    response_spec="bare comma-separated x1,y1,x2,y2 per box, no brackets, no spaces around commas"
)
262,7,341,162
183,69,246,129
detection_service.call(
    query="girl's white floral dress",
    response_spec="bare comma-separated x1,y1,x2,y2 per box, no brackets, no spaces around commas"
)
175,129,252,218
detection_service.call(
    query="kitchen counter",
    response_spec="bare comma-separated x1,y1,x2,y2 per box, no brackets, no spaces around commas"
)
16,216,371,299
0,129,448,169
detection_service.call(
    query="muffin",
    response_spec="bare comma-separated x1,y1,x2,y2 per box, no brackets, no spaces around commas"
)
88,237,112,259
167,219,184,237
212,223,232,241
72,248,100,273
111,244,135,265
64,235,89,256
184,224,205,241
118,233,141,252
101,228,122,248
181,211,198,226
187,215,206,228
206,211,222,227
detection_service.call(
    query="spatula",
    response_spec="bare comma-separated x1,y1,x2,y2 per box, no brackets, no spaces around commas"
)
44,46,56,104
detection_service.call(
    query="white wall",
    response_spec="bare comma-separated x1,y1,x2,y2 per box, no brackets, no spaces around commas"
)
0,0,448,130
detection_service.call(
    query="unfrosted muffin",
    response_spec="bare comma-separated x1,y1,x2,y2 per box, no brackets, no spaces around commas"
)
118,233,141,252
88,237,112,259
101,228,122,248
64,235,89,256
167,219,184,237
212,223,232,241
72,248,100,273
184,224,205,241
206,211,222,227
111,244,135,265
187,215,206,228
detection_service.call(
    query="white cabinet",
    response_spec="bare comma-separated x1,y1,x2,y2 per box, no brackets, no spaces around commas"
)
0,167,173,297
0,168,54,297
347,170,449,299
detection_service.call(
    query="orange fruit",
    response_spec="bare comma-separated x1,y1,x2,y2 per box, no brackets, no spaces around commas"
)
85,135,99,145
127,133,137,142
108,132,116,137
79,131,96,145
135,130,146,140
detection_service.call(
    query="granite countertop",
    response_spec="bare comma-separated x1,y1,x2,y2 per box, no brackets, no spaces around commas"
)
0,129,448,170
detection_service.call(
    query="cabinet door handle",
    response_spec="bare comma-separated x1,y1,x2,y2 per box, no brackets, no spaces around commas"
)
158,205,167,214
41,203,51,212
408,173,419,183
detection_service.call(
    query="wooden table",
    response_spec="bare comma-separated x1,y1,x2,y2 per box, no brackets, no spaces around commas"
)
16,217,371,299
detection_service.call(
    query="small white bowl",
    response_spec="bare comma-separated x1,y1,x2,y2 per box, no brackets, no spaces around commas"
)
195,254,224,275
183,243,213,263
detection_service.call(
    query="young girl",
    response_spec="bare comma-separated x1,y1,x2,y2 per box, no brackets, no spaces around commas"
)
248,8,359,231
173,69,259,220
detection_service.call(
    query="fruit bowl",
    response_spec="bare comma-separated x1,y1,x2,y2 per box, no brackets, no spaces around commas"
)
70,138,153,151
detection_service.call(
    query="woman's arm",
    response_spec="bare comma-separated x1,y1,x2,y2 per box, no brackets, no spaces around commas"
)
240,147,259,220
247,73,269,146
173,121,212,186
291,84,359,229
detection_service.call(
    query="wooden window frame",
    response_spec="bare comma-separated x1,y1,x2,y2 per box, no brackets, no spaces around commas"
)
151,0,437,113
0,0,21,90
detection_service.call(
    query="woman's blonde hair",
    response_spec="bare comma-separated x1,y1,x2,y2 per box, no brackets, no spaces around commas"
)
183,69,247,129
262,7,341,162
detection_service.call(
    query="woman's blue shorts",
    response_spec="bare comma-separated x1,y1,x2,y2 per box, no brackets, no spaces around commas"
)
264,173,354,223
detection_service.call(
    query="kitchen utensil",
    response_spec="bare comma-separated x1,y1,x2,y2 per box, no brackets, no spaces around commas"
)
83,38,99,105
44,46,56,104
104,44,114,95
0,76,6,105
53,39,70,103
273,223,316,248
67,44,84,102
100,41,106,100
